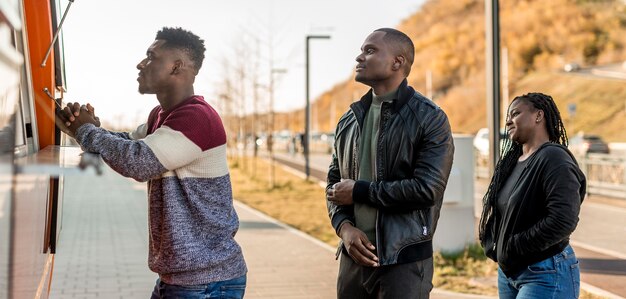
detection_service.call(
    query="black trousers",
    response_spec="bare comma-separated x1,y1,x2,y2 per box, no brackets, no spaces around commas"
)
337,251,434,299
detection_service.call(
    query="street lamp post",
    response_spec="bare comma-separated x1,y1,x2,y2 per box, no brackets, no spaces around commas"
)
485,0,501,175
305,35,330,179
269,68,286,188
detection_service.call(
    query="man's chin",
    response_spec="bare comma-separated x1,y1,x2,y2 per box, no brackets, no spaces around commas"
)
355,75,371,86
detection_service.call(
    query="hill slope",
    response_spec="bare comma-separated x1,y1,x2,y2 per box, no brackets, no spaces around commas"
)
289,0,626,141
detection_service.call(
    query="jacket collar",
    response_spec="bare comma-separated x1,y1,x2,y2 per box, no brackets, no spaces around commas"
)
351,79,414,121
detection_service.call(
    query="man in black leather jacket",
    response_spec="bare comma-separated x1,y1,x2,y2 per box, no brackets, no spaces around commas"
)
326,28,454,298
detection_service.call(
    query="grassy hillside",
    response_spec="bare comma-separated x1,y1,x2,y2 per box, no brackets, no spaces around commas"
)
437,71,626,141
514,72,626,141
281,0,626,141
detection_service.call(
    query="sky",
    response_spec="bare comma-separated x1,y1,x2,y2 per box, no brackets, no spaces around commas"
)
60,0,425,128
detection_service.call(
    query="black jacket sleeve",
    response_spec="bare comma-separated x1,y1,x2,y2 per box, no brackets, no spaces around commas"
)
326,145,355,235
353,107,454,211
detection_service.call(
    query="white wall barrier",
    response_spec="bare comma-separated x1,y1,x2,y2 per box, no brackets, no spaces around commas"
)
433,135,476,253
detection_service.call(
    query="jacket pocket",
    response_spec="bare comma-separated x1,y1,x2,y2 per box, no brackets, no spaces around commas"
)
392,210,431,246
527,256,557,274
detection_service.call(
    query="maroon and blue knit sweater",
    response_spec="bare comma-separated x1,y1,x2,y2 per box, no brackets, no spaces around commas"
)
75,95,247,285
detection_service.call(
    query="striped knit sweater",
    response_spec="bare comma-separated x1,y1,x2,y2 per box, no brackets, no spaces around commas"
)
75,95,247,285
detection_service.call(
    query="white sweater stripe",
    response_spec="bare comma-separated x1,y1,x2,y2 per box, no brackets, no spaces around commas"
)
143,125,203,171
161,144,229,179
129,123,148,140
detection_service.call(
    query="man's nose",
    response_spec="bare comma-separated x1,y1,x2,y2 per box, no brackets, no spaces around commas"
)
355,53,364,62
136,59,146,70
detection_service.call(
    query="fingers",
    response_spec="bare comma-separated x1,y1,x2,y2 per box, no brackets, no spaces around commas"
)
348,241,379,267
342,227,379,267
85,103,101,127
356,236,379,263
326,183,337,200
326,187,335,199
60,102,94,127
86,103,95,115
54,110,75,138
62,106,74,126
71,102,81,116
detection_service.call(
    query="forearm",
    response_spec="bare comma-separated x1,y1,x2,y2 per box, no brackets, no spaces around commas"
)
353,176,445,211
510,165,582,254
106,131,132,140
75,124,166,181
511,212,578,255
329,207,355,235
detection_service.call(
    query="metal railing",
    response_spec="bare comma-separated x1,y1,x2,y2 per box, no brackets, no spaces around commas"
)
475,151,626,199
580,153,626,199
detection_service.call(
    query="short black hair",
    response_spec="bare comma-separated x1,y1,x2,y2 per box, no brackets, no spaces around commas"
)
155,27,206,73
374,28,415,76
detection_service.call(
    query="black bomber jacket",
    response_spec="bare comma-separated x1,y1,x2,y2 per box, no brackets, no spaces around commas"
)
481,143,586,276
326,79,455,265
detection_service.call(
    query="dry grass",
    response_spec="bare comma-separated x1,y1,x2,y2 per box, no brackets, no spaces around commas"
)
229,156,610,298
434,244,499,295
229,156,339,247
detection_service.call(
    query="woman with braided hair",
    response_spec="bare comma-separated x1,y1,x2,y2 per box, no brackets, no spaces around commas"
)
479,92,586,298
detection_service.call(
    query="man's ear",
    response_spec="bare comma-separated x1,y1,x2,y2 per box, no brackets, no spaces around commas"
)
393,56,405,71
171,59,184,75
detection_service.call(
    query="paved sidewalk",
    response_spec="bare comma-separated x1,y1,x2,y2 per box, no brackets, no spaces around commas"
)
50,168,155,299
50,166,494,298
236,201,495,299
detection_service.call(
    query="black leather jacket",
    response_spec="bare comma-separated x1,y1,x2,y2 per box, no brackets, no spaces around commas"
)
326,79,454,265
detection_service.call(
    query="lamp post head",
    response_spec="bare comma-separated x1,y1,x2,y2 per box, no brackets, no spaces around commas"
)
306,35,331,41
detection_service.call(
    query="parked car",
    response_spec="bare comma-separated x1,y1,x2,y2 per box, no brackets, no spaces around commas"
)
563,62,581,72
473,128,508,157
569,133,610,156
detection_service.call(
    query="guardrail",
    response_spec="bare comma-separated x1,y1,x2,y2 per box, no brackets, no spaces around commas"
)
475,151,626,199
580,153,626,199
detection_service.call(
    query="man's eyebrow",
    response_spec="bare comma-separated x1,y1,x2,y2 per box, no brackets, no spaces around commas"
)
361,43,376,50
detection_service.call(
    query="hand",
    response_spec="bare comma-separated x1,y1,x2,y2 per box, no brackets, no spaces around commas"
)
62,102,100,136
339,223,379,267
85,103,102,127
327,179,355,206
54,108,76,138
59,102,101,128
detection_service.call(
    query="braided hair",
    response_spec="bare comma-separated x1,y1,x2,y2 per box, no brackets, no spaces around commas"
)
478,92,569,242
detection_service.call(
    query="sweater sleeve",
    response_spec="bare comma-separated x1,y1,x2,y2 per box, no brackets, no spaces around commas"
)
74,101,221,181
75,123,168,182
94,123,147,141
